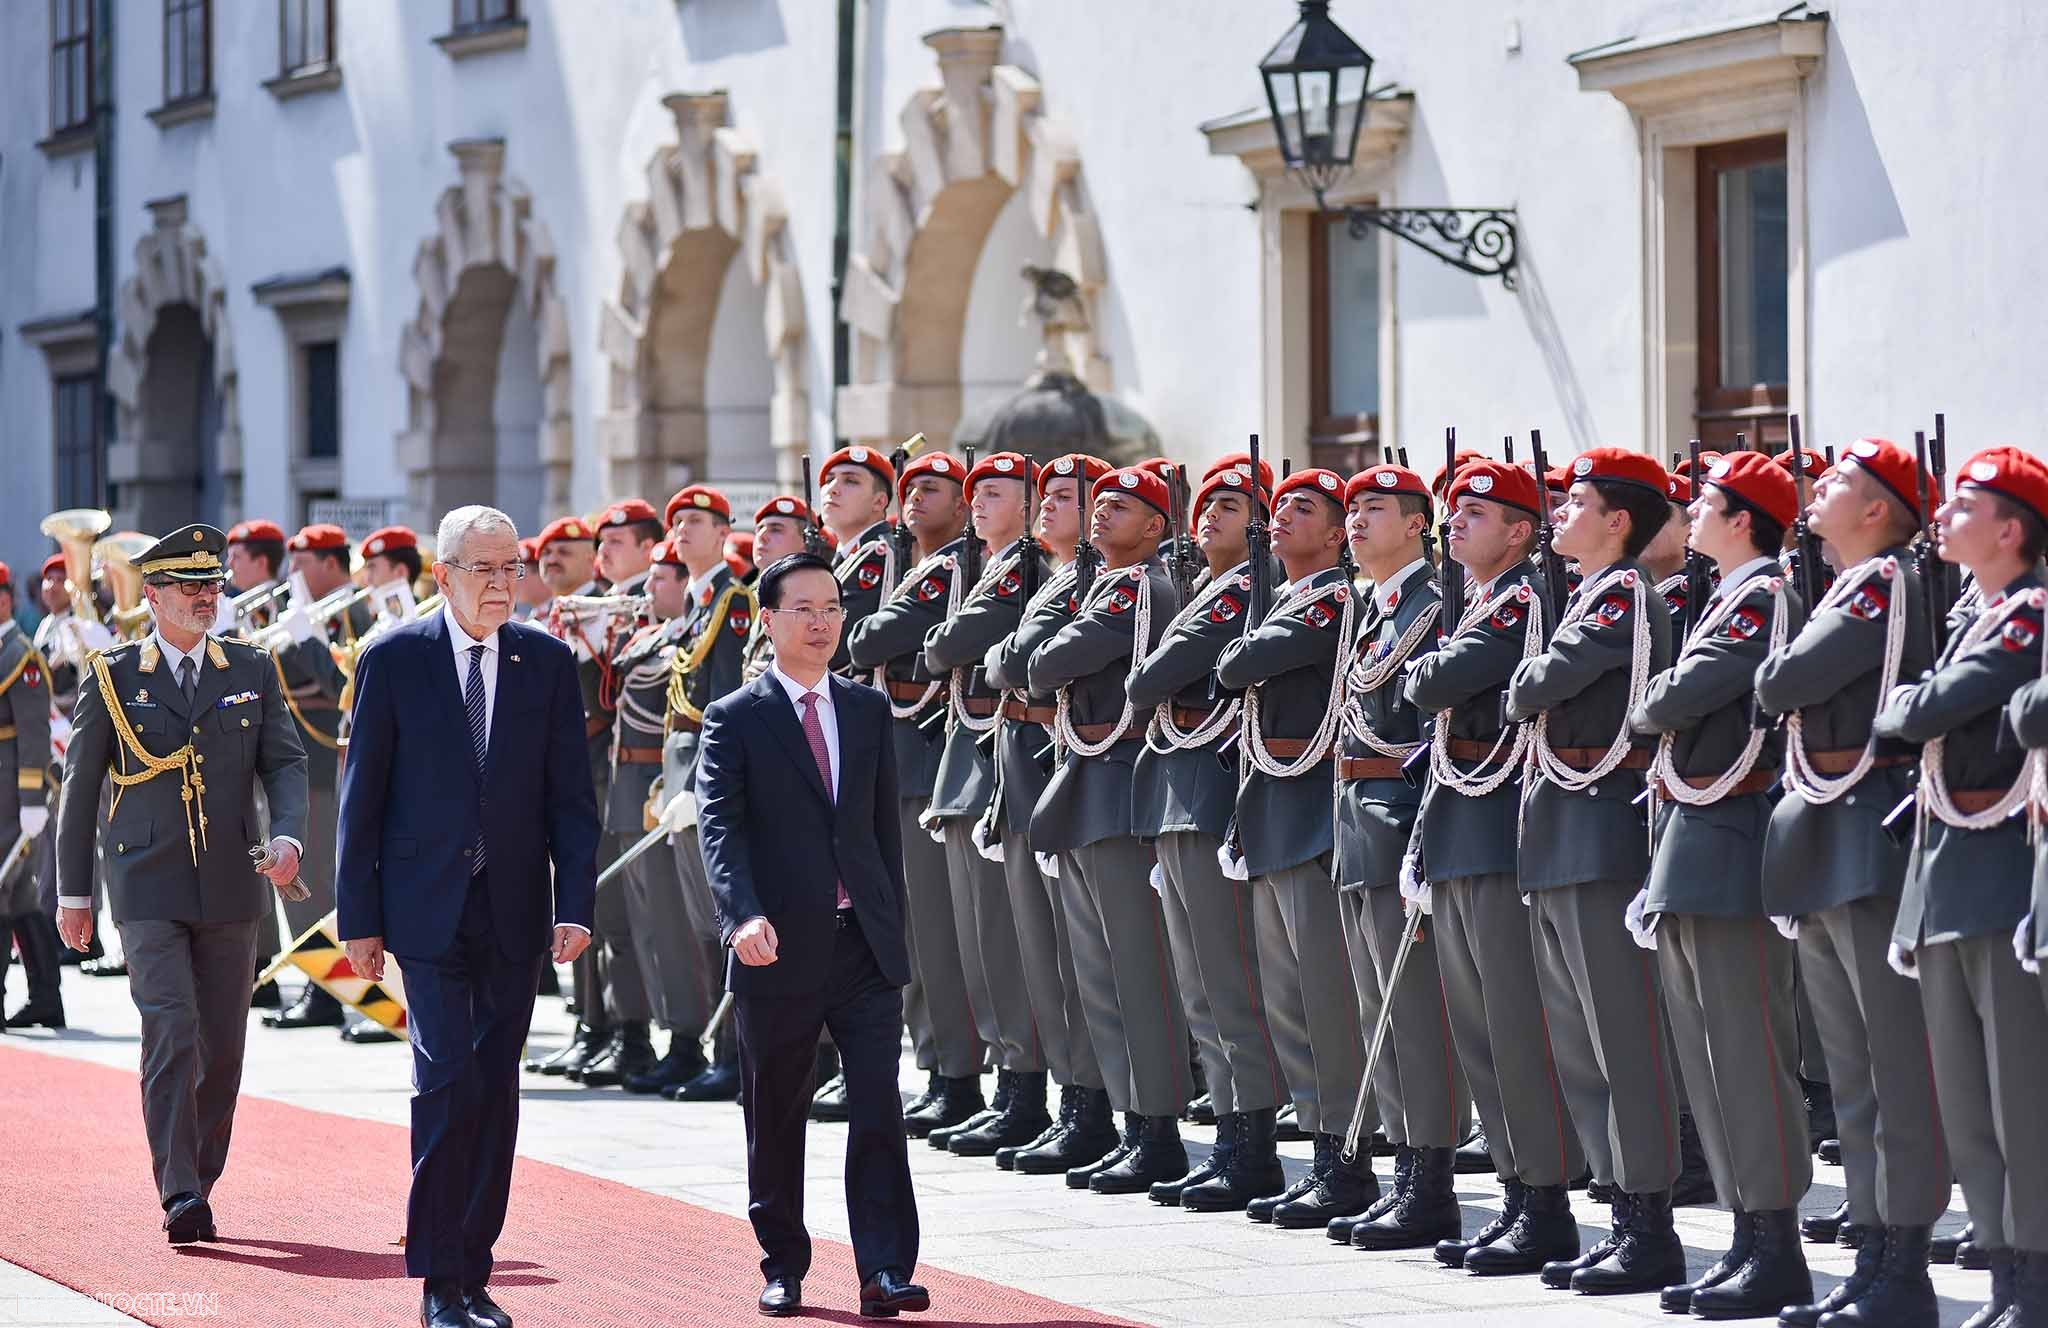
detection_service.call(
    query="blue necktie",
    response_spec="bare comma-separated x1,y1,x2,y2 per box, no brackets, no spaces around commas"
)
466,644,489,873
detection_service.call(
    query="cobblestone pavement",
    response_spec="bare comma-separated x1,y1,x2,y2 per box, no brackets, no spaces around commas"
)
1,964,1992,1327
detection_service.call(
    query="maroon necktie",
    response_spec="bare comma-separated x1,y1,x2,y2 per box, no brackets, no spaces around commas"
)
800,691,851,910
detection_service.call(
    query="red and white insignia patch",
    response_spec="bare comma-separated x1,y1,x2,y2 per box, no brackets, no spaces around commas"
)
1302,601,1337,630
996,570,1022,599
856,558,884,591
1237,574,1253,590
728,608,752,637
1210,593,1243,623
1663,587,1688,615
1845,585,1889,622
1490,604,1523,630
1725,607,1765,641
2003,616,2040,653
21,663,41,689
1595,594,1631,627
915,575,947,602
1105,588,1136,615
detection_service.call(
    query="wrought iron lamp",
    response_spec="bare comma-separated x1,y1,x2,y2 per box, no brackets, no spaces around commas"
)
1260,0,1519,288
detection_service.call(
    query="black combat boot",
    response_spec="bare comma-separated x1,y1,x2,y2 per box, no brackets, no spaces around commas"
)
1016,1089,1117,1177
667,1024,742,1101
1437,1174,1519,1267
1674,1113,1718,1207
1810,1225,1936,1327
1802,1078,1836,1152
1926,1245,2013,1328
1183,1092,1217,1127
580,1020,656,1088
1184,1108,1288,1214
1931,1222,1971,1265
1247,1148,1324,1225
1691,1209,1812,1319
1541,1189,1623,1287
1455,1123,1493,1173
1090,1116,1188,1195
1002,1085,1078,1170
623,1034,708,1095
932,1070,1008,1150
1351,1146,1459,1250
1335,1145,1415,1244
1571,1189,1688,1295
263,981,346,1030
1663,1207,1755,1314
1272,1134,1378,1230
2006,1248,2048,1327
527,1020,607,1075
3,913,68,1030
1468,1183,1580,1276
1817,1137,1842,1166
1779,1224,1887,1327
1802,1199,1851,1244
952,1071,1052,1157
1066,1112,1139,1190
903,1074,984,1137
1152,1112,1235,1205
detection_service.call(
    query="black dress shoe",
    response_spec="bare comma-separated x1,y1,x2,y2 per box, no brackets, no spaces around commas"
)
421,1280,470,1328
340,1019,402,1044
162,1192,215,1245
858,1268,930,1318
580,1021,656,1089
3,998,66,1030
463,1284,512,1328
525,1021,606,1075
1803,1198,1850,1244
264,983,346,1029
1182,1091,1216,1126
668,1051,743,1102
624,1041,709,1095
1817,1137,1842,1166
757,1278,802,1317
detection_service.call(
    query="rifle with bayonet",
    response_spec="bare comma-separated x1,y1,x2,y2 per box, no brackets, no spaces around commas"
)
1683,436,1715,636
959,444,984,590
887,444,915,587
1931,414,1957,628
799,454,832,558
1914,429,1952,658
1015,457,1041,604
1165,463,1194,601
1787,416,1828,609
1244,433,1272,634
1527,429,1569,638
1437,427,1465,631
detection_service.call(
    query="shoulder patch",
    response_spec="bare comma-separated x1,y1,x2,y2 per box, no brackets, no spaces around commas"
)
2002,613,2040,653
1301,600,1339,630
1490,603,1523,631
1662,585,1688,615
915,575,947,602
728,605,752,638
1594,593,1631,627
1103,587,1137,616
856,556,885,591
1845,584,1890,622
1209,591,1244,624
995,569,1022,600
20,661,41,690
1725,606,1765,641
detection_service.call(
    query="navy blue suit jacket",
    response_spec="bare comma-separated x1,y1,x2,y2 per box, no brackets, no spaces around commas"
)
696,670,911,996
336,611,599,959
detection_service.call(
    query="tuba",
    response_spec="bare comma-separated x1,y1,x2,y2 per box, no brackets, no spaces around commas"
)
39,508,113,627
93,530,156,640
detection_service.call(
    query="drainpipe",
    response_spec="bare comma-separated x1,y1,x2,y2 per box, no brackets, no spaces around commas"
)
92,0,116,507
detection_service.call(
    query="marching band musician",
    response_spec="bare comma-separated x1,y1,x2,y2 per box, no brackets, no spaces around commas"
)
33,551,102,971
0,561,61,1030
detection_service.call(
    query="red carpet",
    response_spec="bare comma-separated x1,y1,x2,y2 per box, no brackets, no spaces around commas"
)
0,1044,1134,1327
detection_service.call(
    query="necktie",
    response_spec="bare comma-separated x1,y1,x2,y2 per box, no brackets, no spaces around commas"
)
799,691,850,910
179,656,198,709
466,644,489,873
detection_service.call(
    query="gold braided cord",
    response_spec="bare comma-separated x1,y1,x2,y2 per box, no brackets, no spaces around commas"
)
88,651,207,864
136,552,222,575
667,580,756,728
271,651,342,751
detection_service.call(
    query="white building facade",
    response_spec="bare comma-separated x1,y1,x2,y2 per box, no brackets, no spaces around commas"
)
3,0,2044,576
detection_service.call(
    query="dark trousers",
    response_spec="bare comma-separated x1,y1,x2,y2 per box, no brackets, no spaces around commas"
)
735,915,919,1285
396,874,545,1284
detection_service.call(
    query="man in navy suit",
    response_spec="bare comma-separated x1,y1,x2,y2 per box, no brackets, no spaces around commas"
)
336,505,599,1328
696,551,928,1319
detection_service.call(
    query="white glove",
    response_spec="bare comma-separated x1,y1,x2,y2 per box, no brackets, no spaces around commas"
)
1148,861,1166,898
1216,841,1249,882
1624,887,1659,951
659,788,697,834
1771,915,1800,942
1034,851,1061,880
1888,943,1918,981
2017,915,2040,975
277,605,317,645
70,619,115,653
1398,855,1432,915
18,807,48,839
970,817,1004,863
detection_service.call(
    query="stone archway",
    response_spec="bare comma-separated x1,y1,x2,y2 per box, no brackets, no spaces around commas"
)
598,91,810,496
396,138,574,530
106,195,241,531
836,27,1110,449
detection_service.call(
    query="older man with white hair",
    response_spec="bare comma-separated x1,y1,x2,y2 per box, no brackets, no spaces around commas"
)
337,505,600,1328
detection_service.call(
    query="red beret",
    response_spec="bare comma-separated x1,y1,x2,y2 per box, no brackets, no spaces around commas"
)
518,537,541,564
227,519,286,545
664,485,732,525
359,526,418,559
1955,446,2048,526
1090,466,1172,518
0,562,11,589
1203,451,1277,493
1446,459,1542,516
1136,457,1176,482
288,523,349,553
1563,447,1671,498
1702,451,1800,529
1774,449,1826,479
723,531,755,578
1666,451,1725,502
1193,467,1268,523
1274,467,1348,513
650,538,685,567
596,498,660,531
1346,465,1431,509
897,451,966,501
535,515,595,551
1039,453,1112,494
40,554,66,580
1544,465,1571,496
965,451,1032,493
753,494,815,526
820,444,897,493
1431,450,1489,499
1840,438,1939,519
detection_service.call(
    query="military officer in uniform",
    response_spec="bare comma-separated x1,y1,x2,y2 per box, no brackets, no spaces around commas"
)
846,452,987,1134
1629,452,1814,1317
1126,466,1290,1213
0,562,61,1029
1756,438,1946,1328
1876,447,2048,1328
1331,464,1474,1251
1026,464,1192,1195
743,496,826,685
980,453,1119,1175
54,523,309,1244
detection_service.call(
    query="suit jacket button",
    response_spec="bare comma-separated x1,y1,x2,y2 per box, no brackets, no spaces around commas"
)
463,847,473,857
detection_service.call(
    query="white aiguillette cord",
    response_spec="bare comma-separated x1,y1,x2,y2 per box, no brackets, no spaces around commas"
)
1143,560,1253,755
1782,556,1908,805
1647,571,1789,807
1921,587,2043,830
1524,565,1653,793
1430,581,1544,799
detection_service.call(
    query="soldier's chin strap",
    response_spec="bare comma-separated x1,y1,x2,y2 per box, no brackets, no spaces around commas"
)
89,651,208,864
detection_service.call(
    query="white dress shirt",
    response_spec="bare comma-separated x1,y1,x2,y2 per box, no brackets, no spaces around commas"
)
1705,555,1779,613
1374,558,1433,614
444,603,501,751
770,663,839,800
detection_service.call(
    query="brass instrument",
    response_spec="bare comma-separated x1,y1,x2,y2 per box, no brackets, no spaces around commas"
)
39,508,112,627
253,582,374,651
92,530,155,640
227,580,295,628
549,591,650,625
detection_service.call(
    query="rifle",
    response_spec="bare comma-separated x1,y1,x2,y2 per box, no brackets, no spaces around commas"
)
1931,413,1956,621
1437,427,1464,631
1527,429,1568,637
1786,416,1827,609
1504,435,1515,465
1017,457,1041,604
799,454,831,558
960,444,983,589
1396,448,1410,469
1683,437,1714,635
887,445,915,586
1913,430,1949,657
1165,463,1193,601
1244,433,1272,634
1072,455,1102,609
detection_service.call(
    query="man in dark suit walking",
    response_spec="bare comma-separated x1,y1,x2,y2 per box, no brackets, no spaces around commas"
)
336,505,598,1328
696,551,928,1319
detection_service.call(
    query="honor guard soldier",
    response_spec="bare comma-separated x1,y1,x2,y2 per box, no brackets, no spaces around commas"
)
1330,465,1474,1251
1404,460,1587,1276
657,484,756,1102
1629,452,1814,1317
1125,466,1291,1213
1755,438,1946,1328
1505,448,1684,1295
1026,464,1192,1194
33,551,110,970
743,496,824,684
920,452,1055,1157
54,523,310,1244
818,446,898,677
846,453,988,1134
979,452,1119,1175
0,562,61,1029
1648,459,1717,623
1213,467,1373,1230
1876,447,2048,1328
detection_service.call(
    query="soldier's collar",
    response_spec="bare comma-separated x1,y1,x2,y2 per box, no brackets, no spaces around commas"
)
1374,558,1432,613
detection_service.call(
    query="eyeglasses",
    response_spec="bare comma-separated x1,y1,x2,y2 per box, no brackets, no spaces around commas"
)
148,579,224,599
445,560,528,584
768,605,844,626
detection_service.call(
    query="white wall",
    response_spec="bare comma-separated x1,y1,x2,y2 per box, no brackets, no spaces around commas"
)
703,250,776,484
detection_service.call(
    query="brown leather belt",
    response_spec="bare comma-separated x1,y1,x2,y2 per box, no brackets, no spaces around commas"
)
1447,737,1510,763
1338,756,1408,781
1549,746,1652,772
1807,749,1915,776
1951,789,2013,814
958,696,999,717
1068,721,1129,744
885,679,945,704
1171,704,1219,730
616,746,663,765
1001,698,1056,725
667,713,701,735
1659,769,1776,800
1260,737,1324,760
585,714,611,739
0,725,14,741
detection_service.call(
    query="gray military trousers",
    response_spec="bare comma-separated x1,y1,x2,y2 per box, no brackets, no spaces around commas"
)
999,831,1098,1090
898,799,981,1079
1065,836,1193,1118
624,827,718,1038
1529,878,1682,1196
571,832,649,1025
1156,831,1286,1118
1345,883,1471,1149
1252,854,1364,1137
1433,873,1585,1186
1657,913,1812,1212
119,916,264,1202
1917,933,2048,1251
940,819,1044,1074
277,782,338,942
1799,896,1950,1226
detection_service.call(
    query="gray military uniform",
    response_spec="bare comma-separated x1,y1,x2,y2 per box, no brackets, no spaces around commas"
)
270,591,374,943
1755,546,1948,1230
0,620,52,917
58,631,309,1203
31,612,80,916
662,566,755,970
1028,556,1192,1118
1214,564,1363,1137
